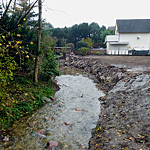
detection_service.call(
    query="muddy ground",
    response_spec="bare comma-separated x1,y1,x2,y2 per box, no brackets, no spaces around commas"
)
83,55,150,68
64,55,150,150
89,73,150,150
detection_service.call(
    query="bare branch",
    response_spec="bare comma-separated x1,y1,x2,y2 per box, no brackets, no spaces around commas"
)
0,0,13,25
11,0,38,33
2,0,5,9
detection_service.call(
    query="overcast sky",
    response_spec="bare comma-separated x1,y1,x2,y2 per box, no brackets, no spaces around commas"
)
42,0,149,28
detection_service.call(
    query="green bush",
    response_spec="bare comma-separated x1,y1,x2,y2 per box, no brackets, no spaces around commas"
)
40,50,60,81
76,41,88,49
78,47,89,56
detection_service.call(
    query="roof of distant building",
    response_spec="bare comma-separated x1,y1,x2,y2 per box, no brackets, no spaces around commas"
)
108,26,115,31
116,19,150,33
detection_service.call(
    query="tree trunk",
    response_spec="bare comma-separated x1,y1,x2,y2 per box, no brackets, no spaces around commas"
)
33,0,42,83
34,56,39,82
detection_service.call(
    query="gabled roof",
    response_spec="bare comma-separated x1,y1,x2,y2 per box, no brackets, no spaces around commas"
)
116,19,150,33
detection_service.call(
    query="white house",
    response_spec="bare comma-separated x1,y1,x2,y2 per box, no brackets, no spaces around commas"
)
106,19,150,55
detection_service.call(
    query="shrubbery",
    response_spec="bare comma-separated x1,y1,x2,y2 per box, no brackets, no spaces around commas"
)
78,47,89,56
40,50,60,81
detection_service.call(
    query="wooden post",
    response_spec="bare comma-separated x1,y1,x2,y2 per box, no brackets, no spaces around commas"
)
34,0,42,82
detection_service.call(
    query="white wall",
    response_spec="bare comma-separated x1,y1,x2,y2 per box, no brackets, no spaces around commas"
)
106,35,119,42
120,33,150,49
107,44,128,55
106,32,150,55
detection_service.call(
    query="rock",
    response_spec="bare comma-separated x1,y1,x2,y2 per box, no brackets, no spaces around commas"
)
43,96,51,102
31,132,46,138
28,121,38,127
38,129,46,135
64,122,72,126
45,117,51,121
50,97,56,101
46,141,58,149
3,136,9,142
42,96,56,102
74,108,83,111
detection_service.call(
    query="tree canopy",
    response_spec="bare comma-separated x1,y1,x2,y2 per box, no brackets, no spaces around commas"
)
46,22,114,49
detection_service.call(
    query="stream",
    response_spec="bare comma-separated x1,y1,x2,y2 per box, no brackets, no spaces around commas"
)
1,67,105,150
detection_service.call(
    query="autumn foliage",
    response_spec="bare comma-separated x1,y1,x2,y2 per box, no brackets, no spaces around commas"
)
0,0,59,129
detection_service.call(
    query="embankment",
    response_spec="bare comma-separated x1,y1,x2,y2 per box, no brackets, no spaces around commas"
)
60,54,150,150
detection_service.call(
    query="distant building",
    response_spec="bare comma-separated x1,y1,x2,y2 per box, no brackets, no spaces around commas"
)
106,19,150,55
108,26,115,31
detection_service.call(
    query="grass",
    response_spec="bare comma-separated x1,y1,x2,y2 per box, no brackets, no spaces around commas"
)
0,76,55,130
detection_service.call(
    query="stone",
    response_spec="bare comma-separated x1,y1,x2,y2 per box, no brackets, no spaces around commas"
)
3,136,9,142
38,129,46,135
45,117,51,121
42,96,56,102
28,121,38,127
42,96,51,102
46,141,58,149
64,122,72,126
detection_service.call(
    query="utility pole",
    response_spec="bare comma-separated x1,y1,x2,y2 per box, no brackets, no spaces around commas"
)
34,0,42,82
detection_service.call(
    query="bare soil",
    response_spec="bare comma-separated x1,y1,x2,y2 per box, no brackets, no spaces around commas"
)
61,54,150,150
84,55,150,69
83,55,150,150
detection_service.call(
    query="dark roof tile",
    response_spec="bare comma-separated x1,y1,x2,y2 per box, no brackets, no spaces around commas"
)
116,19,150,33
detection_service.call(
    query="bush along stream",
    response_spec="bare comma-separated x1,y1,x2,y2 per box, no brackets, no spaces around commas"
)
62,54,150,150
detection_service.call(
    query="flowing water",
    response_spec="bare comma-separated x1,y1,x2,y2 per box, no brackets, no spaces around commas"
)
1,67,105,150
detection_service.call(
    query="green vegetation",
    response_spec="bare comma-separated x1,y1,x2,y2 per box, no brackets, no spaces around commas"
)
48,22,114,49
76,41,88,49
0,76,55,129
0,0,59,130
78,47,89,56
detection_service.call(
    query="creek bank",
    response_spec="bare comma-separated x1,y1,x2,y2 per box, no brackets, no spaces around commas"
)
60,54,128,92
61,54,150,150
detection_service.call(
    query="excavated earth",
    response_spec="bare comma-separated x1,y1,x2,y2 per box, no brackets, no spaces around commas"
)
61,54,150,150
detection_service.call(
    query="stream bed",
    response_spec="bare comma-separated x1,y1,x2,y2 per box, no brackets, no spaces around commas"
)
1,67,105,150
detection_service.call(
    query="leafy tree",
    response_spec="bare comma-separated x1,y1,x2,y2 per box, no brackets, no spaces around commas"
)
76,41,88,49
60,38,67,47
50,22,107,48
101,29,112,44
89,22,101,43
78,23,90,39
40,50,59,81
68,24,79,45
0,0,38,84
81,37,94,48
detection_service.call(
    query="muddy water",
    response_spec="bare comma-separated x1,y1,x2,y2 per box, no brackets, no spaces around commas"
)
1,67,104,150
